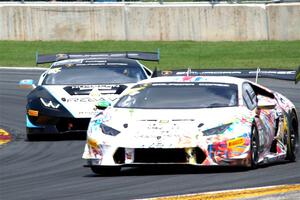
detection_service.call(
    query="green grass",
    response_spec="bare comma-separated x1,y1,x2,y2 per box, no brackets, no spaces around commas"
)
1,40,300,70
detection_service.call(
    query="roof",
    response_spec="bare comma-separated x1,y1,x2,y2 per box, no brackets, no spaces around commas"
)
139,75,247,85
51,58,141,68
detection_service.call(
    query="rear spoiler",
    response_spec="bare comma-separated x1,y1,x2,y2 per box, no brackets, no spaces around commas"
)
36,50,160,64
157,67,300,84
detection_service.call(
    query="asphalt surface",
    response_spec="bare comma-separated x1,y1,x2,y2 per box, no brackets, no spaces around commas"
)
0,68,299,200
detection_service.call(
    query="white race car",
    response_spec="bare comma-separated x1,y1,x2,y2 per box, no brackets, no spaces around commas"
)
19,51,159,140
83,69,299,175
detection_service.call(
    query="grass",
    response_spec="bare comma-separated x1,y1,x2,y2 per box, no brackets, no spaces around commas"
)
1,40,300,70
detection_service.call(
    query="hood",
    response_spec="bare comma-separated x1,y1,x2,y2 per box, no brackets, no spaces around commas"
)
44,84,123,118
98,107,254,148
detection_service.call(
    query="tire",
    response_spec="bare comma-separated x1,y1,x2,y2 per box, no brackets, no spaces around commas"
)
250,123,259,169
91,166,121,176
26,128,40,141
27,134,38,141
286,112,298,162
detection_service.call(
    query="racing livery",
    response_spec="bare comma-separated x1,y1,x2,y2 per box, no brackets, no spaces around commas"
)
83,72,299,175
19,52,159,140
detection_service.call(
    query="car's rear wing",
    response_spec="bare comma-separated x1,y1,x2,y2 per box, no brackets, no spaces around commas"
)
36,50,160,64
156,66,300,84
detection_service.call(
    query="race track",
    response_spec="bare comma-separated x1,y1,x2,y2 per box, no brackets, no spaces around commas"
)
0,68,299,200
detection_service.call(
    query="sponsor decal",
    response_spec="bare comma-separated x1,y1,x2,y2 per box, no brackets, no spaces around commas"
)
87,138,98,148
228,137,245,148
198,83,230,87
63,97,103,103
78,111,98,115
71,85,119,90
152,83,195,86
183,76,193,81
161,71,173,75
56,54,68,60
107,63,128,66
249,70,295,75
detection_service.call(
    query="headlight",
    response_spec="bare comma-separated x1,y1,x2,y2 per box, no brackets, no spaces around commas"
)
40,98,60,109
203,123,232,136
101,124,120,136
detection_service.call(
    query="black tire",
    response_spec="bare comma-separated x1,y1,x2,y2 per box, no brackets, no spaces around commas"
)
26,128,40,141
91,166,121,176
250,123,259,169
286,112,298,162
27,134,38,141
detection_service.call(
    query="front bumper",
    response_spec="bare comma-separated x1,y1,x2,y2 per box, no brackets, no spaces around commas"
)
27,114,90,134
83,144,251,167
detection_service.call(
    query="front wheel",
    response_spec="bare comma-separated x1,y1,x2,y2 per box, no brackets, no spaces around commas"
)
286,112,298,162
250,124,259,168
26,128,41,141
91,166,121,176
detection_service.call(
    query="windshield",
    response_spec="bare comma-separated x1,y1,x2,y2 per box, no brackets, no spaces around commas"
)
42,65,147,85
115,82,238,109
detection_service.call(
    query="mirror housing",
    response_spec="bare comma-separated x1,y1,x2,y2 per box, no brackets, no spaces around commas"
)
19,79,36,89
257,98,276,109
95,100,111,110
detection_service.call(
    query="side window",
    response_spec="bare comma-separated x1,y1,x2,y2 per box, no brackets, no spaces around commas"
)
143,67,152,77
138,62,152,77
242,83,257,110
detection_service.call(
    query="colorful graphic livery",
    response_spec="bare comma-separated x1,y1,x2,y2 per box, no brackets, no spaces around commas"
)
19,51,159,140
83,74,299,175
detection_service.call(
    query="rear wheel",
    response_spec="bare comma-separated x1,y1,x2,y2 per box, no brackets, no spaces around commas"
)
91,166,121,176
286,112,298,161
250,124,259,168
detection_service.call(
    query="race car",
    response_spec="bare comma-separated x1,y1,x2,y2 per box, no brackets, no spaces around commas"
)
19,51,159,140
82,68,299,174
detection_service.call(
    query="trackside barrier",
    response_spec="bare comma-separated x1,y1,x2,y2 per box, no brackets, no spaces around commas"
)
0,3,299,41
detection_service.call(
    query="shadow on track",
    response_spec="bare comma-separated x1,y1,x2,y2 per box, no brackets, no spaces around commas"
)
84,159,296,178
85,166,253,177
25,133,86,141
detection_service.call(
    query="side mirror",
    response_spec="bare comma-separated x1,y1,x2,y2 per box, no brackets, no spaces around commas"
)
257,98,276,109
95,100,111,110
19,79,36,89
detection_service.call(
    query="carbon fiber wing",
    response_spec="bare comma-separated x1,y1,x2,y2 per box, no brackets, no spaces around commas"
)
36,50,160,64
158,68,299,83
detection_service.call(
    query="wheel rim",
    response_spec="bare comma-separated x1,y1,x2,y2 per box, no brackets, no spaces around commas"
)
290,128,296,154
